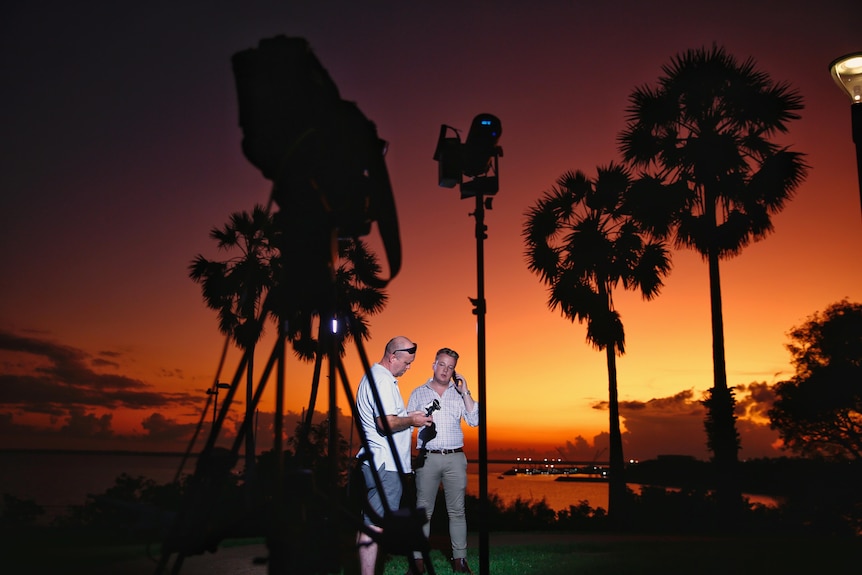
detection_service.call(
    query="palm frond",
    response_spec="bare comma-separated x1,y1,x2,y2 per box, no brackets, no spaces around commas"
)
618,44,806,262
524,164,672,358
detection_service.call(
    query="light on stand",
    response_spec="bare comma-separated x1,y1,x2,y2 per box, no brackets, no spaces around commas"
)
434,124,463,188
434,113,502,198
433,113,502,575
206,382,231,429
829,51,862,218
462,114,502,178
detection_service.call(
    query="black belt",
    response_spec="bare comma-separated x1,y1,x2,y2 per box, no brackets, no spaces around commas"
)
425,448,463,454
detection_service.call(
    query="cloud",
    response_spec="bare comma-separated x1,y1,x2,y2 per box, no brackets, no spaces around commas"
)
0,407,119,449
59,407,114,438
559,384,783,461
735,381,776,422
92,350,121,369
0,329,216,451
554,433,610,461
0,322,348,451
91,357,120,369
0,328,787,460
617,389,711,460
0,329,200,416
140,412,201,442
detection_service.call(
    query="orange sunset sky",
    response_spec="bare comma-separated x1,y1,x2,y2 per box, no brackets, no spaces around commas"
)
1,1,860,463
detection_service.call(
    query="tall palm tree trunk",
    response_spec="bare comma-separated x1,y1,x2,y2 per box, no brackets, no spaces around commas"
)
245,345,256,491
706,248,742,517
707,251,727,394
606,344,627,525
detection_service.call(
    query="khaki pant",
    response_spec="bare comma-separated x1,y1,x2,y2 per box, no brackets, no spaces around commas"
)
414,451,468,560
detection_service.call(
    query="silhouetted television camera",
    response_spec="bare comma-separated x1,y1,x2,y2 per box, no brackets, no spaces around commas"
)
231,36,401,286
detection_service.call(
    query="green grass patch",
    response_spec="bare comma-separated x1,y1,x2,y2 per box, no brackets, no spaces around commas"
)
378,534,862,575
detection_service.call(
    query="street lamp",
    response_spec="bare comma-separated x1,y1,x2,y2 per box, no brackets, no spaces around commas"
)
206,382,231,429
829,51,862,218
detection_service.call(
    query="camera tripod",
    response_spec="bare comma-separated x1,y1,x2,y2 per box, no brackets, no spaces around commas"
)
158,227,444,572
155,34,438,575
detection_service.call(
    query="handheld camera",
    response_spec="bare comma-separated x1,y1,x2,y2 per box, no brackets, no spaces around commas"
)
424,399,441,416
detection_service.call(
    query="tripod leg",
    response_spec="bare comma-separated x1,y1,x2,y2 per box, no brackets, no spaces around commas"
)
304,344,325,430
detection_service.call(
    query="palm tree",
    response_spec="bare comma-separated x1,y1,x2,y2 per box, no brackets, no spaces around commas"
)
618,45,808,514
189,204,277,481
190,204,390,483
523,163,671,524
277,234,390,474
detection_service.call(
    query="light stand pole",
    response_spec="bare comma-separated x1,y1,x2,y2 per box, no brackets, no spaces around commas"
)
206,382,231,430
434,114,501,575
829,51,862,219
470,192,491,575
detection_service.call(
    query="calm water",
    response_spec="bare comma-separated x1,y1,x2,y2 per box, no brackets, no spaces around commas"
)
0,451,775,519
471,470,609,510
0,451,196,516
0,452,610,515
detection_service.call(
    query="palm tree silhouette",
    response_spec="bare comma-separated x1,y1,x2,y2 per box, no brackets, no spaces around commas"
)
618,45,808,515
523,164,671,524
189,204,277,482
189,204,389,473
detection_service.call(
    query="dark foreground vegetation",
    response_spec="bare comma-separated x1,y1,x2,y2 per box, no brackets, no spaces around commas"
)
3,530,860,575
2,455,861,574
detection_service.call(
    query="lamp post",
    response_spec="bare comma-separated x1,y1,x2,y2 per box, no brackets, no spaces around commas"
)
206,382,231,429
829,51,862,218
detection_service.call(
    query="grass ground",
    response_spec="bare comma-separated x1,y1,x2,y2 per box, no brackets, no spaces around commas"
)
378,532,862,575
5,530,862,574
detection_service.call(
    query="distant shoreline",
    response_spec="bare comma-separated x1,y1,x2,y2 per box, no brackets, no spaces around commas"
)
0,449,609,467
0,448,192,457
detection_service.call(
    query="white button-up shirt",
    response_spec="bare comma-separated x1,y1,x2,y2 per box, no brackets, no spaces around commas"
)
407,379,479,451
356,362,413,472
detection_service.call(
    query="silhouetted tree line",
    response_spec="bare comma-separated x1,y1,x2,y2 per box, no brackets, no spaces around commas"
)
4,454,861,543
769,300,862,461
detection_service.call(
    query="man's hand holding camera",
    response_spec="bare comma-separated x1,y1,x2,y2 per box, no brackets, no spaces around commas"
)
408,410,435,428
410,398,439,428
413,405,434,469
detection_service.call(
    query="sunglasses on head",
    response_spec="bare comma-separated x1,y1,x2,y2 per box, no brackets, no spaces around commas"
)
393,344,417,355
